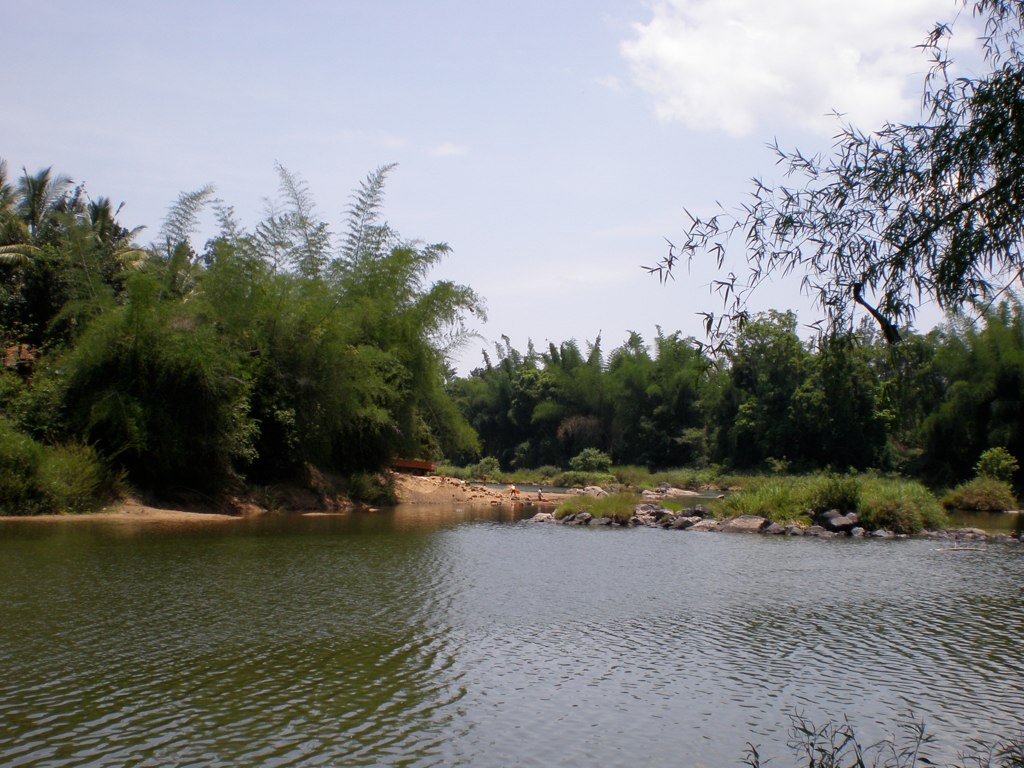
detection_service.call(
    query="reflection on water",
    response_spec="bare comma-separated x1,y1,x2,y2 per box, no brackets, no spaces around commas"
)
1,509,1021,767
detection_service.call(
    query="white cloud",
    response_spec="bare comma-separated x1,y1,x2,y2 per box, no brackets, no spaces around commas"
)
431,142,470,157
621,0,959,137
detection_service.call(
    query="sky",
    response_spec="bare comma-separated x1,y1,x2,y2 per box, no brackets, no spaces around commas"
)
5,0,982,373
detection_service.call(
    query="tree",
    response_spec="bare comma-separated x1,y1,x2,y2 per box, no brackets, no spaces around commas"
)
921,300,1024,482
650,0,1024,349
712,311,809,468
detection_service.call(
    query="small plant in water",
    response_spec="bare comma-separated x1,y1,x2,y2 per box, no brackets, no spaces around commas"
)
741,712,1024,768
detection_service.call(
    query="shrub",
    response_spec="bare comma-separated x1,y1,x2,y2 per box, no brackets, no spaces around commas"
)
858,477,946,533
975,447,1020,483
472,456,501,480
942,477,1018,511
345,472,396,506
0,418,112,515
36,443,112,514
0,417,44,514
568,448,612,473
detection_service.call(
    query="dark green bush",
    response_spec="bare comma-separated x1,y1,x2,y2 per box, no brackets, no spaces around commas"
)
0,418,111,515
975,447,1020,483
942,477,1018,511
569,448,612,473
0,417,44,514
36,442,113,514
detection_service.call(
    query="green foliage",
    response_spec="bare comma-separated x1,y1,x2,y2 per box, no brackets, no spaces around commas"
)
806,473,862,513
976,447,1020,483
654,1,1024,354
35,442,114,514
858,477,947,533
569,447,612,473
57,274,256,492
942,477,1018,511
712,473,944,531
714,478,813,524
0,417,111,514
344,473,396,506
922,304,1024,483
0,416,43,513
472,456,501,480
554,492,638,522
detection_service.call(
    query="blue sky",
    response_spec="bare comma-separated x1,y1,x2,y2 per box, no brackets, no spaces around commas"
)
6,1,976,372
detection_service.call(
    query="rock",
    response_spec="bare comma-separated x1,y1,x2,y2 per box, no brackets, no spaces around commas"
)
689,504,710,518
784,524,805,536
719,515,768,533
870,529,895,538
671,515,702,530
662,487,700,499
530,512,555,523
762,522,786,535
582,486,609,498
643,485,699,501
689,519,721,532
819,509,844,522
594,516,614,526
574,512,593,525
804,525,827,537
849,527,866,537
823,514,857,532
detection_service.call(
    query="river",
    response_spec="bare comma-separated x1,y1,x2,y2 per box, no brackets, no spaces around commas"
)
1,506,1022,767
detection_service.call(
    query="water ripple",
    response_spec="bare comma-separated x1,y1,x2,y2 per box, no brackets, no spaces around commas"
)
1,516,1021,766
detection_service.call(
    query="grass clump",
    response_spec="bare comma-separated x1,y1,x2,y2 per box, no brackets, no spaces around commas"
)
858,476,946,533
554,492,639,523
708,472,946,532
942,477,1018,511
713,477,812,524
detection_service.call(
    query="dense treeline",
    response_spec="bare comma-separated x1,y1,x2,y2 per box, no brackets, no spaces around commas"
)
452,306,1024,488
0,161,482,509
2,160,1022,514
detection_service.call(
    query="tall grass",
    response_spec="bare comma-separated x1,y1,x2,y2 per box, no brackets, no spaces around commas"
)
553,492,639,523
713,473,946,532
857,477,947,533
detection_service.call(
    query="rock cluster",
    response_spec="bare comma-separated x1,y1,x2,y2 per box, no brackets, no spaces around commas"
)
530,490,1024,544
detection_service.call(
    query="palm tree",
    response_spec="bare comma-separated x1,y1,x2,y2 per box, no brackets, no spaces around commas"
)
15,166,73,242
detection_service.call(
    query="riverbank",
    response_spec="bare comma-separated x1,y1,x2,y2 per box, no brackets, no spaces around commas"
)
0,473,571,523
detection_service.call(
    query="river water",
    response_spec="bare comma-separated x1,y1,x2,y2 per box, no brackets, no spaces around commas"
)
1,506,1022,767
